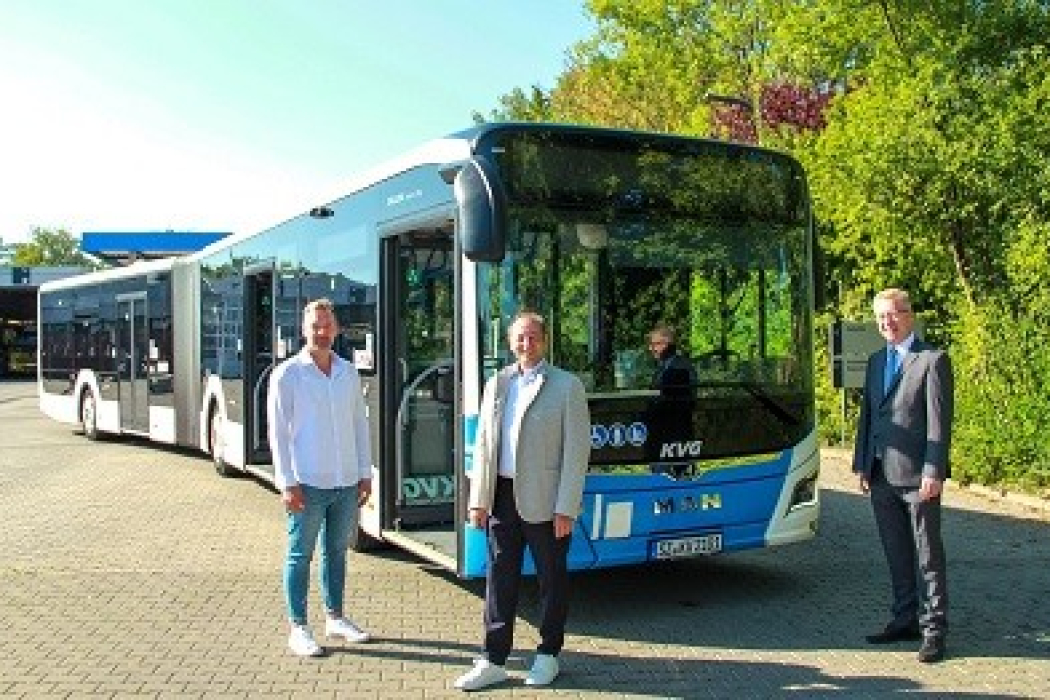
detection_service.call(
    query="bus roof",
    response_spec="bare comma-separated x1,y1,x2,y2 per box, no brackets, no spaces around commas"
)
37,257,180,293
189,134,474,260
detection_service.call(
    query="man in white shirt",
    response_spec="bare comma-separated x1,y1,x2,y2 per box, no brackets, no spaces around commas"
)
454,311,591,690
267,298,373,657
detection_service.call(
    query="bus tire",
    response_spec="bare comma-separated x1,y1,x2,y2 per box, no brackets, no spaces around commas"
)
80,389,100,441
209,409,238,478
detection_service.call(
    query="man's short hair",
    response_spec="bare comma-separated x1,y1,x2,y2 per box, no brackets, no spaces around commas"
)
508,310,547,338
650,324,677,344
304,298,338,325
305,298,335,314
874,288,912,312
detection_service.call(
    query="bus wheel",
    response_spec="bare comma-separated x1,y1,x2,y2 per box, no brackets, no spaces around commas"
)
209,410,237,478
80,390,100,441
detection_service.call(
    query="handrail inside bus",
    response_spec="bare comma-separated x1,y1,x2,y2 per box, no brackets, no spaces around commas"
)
252,363,276,453
394,358,454,509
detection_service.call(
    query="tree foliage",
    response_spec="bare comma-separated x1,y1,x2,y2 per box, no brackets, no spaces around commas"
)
13,227,92,266
488,0,1050,492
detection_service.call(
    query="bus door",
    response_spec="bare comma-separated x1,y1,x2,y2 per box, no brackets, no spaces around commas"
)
116,292,149,433
243,264,276,465
379,225,457,567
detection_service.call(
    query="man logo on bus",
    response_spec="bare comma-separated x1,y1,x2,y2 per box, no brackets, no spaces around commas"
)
654,492,723,514
659,440,704,459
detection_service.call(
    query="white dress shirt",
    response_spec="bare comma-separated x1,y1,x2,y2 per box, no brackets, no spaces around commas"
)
497,361,544,478
267,348,373,491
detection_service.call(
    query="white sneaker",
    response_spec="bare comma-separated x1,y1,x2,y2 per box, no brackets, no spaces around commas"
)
454,659,507,691
288,625,323,657
525,653,560,686
325,617,370,643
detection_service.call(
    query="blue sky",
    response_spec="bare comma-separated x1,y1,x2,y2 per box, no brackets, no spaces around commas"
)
0,1,594,243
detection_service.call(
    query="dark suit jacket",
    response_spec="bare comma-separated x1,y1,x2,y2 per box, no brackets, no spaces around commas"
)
852,339,954,487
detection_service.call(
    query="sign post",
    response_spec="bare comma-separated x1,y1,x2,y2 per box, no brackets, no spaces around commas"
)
828,321,883,446
828,319,923,445
829,321,884,390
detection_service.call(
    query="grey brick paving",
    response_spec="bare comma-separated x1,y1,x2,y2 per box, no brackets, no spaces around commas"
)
1,380,1047,698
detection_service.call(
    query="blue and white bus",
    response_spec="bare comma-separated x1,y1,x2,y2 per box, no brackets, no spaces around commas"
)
38,122,819,577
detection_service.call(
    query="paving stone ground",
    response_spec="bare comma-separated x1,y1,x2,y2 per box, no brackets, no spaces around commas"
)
1,380,1047,698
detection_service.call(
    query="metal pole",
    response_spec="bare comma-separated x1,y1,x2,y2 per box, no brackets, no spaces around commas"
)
840,389,847,447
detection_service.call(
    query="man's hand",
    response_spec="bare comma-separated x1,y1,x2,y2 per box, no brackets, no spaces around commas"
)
554,514,574,539
919,475,943,501
467,507,488,529
858,474,870,495
282,485,305,513
357,478,372,506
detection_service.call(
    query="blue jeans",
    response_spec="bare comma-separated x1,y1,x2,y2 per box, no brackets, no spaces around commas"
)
284,484,359,625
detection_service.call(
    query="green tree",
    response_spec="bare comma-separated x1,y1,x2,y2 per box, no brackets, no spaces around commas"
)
485,0,1050,492
13,227,92,266
481,85,554,123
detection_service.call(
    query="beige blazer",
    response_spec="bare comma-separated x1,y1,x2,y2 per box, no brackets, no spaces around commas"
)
468,362,591,522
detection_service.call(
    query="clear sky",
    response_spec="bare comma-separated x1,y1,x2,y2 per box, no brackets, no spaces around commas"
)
0,1,594,244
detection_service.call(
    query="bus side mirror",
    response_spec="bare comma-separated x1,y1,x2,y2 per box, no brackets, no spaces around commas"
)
451,156,507,263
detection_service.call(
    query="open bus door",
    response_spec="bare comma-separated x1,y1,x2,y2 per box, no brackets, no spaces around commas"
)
377,223,459,570
243,264,276,466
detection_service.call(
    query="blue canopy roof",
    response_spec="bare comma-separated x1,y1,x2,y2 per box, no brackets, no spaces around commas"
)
81,231,228,257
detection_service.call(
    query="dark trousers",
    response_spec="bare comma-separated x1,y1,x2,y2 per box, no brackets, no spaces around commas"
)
483,476,571,665
870,462,948,638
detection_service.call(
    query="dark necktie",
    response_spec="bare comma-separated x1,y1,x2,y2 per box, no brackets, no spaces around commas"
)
884,348,900,395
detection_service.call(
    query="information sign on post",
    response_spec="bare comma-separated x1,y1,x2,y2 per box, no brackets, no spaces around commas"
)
828,321,884,389
829,319,924,389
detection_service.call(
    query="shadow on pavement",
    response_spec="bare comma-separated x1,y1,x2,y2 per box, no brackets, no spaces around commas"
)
328,635,1029,698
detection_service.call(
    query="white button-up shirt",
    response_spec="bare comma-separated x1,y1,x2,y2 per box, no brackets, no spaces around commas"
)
497,361,545,478
267,348,373,491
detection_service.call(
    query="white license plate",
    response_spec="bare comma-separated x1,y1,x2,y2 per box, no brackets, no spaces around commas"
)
654,533,723,559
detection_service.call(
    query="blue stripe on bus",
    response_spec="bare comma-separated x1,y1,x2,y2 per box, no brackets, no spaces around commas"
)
461,413,796,578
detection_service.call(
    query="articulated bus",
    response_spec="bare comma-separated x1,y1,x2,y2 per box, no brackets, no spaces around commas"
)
38,122,820,577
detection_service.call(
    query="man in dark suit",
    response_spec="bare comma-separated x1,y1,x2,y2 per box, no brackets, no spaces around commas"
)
454,311,591,691
647,325,696,477
853,288,954,663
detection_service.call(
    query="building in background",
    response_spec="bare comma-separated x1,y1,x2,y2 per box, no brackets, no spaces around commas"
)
0,238,16,267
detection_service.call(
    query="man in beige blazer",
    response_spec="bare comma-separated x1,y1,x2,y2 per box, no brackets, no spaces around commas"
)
853,288,954,663
454,311,591,691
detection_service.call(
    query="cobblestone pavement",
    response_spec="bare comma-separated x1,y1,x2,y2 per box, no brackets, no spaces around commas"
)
1,380,1047,699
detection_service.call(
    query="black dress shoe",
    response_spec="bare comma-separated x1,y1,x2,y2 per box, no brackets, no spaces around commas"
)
865,623,923,644
918,636,946,663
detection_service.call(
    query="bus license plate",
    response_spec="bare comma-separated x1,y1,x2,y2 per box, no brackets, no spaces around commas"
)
654,534,723,560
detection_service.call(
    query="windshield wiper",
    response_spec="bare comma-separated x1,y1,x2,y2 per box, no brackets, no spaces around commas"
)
736,382,802,426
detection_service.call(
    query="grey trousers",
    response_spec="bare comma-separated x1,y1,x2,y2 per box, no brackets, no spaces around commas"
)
870,464,948,637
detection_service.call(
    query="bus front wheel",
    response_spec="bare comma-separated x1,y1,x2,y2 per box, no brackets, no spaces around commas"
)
80,390,100,441
209,410,238,478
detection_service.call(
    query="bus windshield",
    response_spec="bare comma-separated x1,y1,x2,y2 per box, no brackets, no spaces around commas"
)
474,129,815,467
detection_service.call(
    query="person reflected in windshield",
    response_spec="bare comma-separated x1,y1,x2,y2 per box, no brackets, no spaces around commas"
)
647,325,696,477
